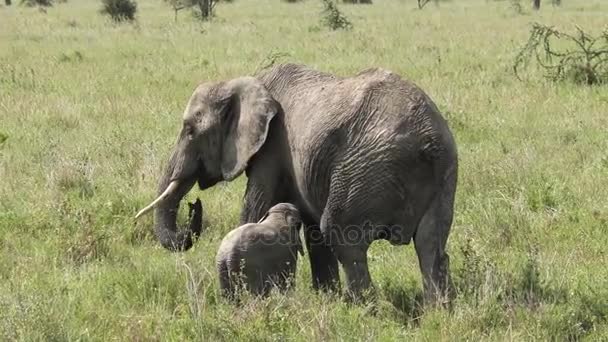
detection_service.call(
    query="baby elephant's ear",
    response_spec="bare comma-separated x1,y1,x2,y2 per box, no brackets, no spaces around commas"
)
284,211,300,228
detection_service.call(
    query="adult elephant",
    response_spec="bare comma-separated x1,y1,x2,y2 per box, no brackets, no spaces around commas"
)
135,63,458,303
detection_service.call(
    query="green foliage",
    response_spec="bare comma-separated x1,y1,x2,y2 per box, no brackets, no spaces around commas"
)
454,237,495,300
514,23,608,85
100,0,137,22
320,0,352,30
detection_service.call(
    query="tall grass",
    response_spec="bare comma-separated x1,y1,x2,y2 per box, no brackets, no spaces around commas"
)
1,0,607,340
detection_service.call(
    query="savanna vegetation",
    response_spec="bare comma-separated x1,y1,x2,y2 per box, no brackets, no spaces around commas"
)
1,0,607,340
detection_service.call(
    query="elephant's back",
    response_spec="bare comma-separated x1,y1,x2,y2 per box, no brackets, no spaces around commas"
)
215,224,252,265
274,66,455,221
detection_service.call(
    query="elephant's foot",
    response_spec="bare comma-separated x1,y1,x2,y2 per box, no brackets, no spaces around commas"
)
421,252,454,308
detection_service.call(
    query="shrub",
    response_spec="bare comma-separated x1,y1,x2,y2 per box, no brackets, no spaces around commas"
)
101,0,137,22
320,0,352,30
514,23,608,85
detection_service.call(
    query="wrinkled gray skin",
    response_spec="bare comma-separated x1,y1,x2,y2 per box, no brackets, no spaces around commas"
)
143,63,458,304
216,203,304,300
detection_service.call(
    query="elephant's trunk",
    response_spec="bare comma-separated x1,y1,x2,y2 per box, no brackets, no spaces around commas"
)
153,163,200,252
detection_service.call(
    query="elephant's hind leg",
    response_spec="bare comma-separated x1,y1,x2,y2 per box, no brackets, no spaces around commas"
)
218,260,237,301
414,166,457,307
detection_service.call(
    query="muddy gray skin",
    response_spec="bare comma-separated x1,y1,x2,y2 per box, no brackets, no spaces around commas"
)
216,203,303,300
136,63,458,305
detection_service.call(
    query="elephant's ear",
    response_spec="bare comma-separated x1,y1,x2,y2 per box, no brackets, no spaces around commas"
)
220,77,279,181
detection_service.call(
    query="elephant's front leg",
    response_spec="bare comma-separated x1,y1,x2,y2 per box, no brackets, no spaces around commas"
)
239,160,287,224
240,182,272,224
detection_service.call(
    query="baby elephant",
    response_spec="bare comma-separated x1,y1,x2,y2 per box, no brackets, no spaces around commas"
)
216,203,304,300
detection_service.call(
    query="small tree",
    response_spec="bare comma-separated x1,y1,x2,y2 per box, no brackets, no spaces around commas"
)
321,0,352,30
514,23,608,85
101,0,137,22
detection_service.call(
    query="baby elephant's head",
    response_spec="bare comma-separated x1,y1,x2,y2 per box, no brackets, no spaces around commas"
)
259,203,304,255
259,203,302,228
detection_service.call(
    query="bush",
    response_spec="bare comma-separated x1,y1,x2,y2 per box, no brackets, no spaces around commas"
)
320,0,352,31
101,0,137,22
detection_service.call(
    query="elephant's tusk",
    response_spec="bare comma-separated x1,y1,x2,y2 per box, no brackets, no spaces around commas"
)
134,181,180,220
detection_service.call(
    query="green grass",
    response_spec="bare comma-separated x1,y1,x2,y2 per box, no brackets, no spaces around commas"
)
1,0,608,340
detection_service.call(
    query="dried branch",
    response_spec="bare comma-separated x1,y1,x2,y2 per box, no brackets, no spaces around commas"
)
514,23,608,85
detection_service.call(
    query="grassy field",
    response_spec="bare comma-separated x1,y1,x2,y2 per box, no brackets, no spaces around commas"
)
1,0,608,340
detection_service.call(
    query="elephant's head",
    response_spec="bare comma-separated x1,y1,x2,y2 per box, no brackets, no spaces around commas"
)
258,203,304,257
135,77,279,251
